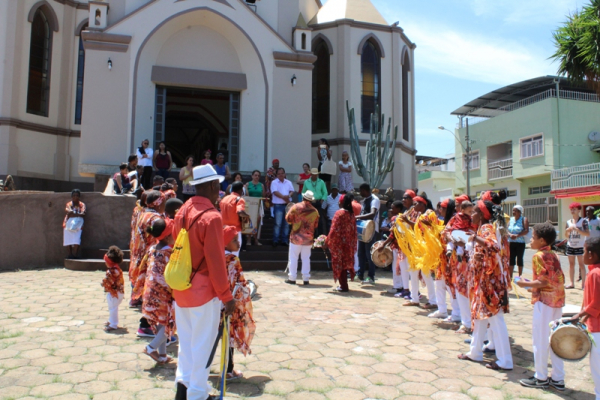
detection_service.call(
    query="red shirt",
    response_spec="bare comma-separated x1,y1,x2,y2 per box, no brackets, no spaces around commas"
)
172,196,233,308
298,173,311,194
220,193,246,232
584,263,600,333
351,201,361,216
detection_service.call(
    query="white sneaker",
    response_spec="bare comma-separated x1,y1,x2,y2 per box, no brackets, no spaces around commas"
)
387,287,402,294
444,315,462,323
428,310,448,319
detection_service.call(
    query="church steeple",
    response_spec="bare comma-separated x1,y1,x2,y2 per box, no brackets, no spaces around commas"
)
293,13,311,52
309,0,388,26
89,0,109,30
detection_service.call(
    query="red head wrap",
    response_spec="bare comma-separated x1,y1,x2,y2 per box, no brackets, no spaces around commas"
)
481,191,493,202
147,192,166,208
477,200,492,221
272,159,280,164
455,194,469,205
104,254,120,268
338,194,345,203
223,225,238,245
569,202,582,210
404,190,416,199
440,198,450,208
413,196,427,205
155,218,173,242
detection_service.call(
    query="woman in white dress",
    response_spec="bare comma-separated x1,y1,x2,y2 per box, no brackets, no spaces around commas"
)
565,202,589,289
136,139,154,190
63,189,86,259
338,151,354,193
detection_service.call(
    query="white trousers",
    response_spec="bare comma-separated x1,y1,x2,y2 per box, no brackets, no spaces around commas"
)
232,232,242,257
354,240,359,272
456,293,472,328
288,243,312,281
391,250,403,289
532,302,564,381
467,311,513,370
591,332,600,400
409,270,436,304
434,280,448,314
106,293,123,329
450,295,461,319
175,298,221,400
399,257,410,290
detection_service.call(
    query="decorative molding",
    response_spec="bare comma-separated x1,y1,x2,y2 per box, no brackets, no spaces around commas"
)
0,118,81,138
28,1,60,32
174,0,233,9
311,137,416,155
151,66,248,90
357,33,386,58
311,33,333,54
401,46,411,70
75,19,88,36
53,0,88,10
82,31,132,52
82,41,129,52
274,61,314,70
273,51,317,64
311,19,416,49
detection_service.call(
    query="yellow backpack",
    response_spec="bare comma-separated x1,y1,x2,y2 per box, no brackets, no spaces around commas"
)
164,209,207,291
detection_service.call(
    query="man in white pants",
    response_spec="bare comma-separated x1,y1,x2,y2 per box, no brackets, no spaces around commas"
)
284,190,319,285
172,165,236,400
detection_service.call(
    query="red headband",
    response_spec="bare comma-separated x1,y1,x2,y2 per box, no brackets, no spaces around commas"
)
147,192,166,208
104,254,120,268
455,194,469,205
272,159,279,164
404,190,416,199
413,196,427,205
440,198,450,208
477,200,491,221
481,191,493,202
156,218,173,242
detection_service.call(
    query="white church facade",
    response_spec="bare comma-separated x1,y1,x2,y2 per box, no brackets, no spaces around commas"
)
0,0,416,191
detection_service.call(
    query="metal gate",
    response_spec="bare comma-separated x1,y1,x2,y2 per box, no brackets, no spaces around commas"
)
523,197,558,225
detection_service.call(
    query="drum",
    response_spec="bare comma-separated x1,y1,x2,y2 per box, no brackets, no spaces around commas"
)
357,220,375,243
550,321,592,362
371,240,393,268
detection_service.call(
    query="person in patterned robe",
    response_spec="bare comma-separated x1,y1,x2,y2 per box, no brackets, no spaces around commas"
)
142,218,175,364
102,246,124,332
128,191,147,303
458,200,513,371
325,194,358,292
222,226,256,380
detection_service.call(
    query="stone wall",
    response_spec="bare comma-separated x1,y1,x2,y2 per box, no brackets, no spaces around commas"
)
0,192,135,271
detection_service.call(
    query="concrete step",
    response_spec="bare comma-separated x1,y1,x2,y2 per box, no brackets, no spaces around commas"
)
64,258,130,272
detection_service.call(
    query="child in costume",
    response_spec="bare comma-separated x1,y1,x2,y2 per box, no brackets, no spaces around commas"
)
102,246,124,332
445,201,474,262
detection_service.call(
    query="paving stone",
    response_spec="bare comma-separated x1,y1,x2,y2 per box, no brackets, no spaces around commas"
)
29,383,73,397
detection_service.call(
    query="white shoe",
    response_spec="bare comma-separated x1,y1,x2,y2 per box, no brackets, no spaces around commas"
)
428,310,448,319
387,287,402,294
444,315,462,323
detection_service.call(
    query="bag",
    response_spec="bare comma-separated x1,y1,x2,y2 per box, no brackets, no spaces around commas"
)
321,159,337,176
164,209,208,291
66,217,84,232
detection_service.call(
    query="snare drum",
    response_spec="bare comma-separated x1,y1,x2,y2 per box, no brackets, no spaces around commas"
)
370,240,393,268
550,321,592,362
357,220,375,243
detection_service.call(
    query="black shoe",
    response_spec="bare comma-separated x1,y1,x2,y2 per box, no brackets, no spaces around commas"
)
520,377,549,389
175,382,187,400
303,281,309,285
284,279,296,285
549,378,565,391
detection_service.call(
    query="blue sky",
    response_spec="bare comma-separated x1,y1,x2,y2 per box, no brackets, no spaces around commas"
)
340,0,584,158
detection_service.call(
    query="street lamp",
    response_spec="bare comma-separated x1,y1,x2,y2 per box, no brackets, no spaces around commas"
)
438,122,471,197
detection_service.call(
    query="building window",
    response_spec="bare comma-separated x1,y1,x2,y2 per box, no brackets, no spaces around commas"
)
301,33,306,50
402,52,410,141
74,26,87,125
507,190,518,197
361,40,381,132
463,151,480,171
521,134,544,159
528,185,551,195
27,9,52,117
312,40,330,134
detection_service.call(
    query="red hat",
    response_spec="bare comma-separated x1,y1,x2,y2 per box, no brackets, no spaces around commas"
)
404,190,416,199
569,202,582,210
440,198,450,208
413,196,427,205
339,194,345,203
272,159,280,164
455,194,470,205
481,191,493,202
223,225,238,245
156,218,173,242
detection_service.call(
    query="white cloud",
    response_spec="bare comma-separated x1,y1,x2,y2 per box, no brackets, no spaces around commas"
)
404,21,556,85
470,0,580,24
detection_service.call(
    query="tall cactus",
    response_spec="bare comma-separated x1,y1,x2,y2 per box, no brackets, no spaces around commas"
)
346,101,398,189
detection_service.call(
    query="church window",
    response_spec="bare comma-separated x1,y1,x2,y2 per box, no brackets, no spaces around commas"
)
361,40,381,132
402,52,410,141
312,40,330,134
27,9,52,117
301,33,307,50
75,25,87,125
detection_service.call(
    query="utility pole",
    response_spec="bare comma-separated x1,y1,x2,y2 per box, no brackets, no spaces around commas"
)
465,118,471,197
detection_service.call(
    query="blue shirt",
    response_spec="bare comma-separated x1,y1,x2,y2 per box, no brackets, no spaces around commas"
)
214,163,228,191
508,216,526,243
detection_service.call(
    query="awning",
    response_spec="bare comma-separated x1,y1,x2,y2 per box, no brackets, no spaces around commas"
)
553,187,600,200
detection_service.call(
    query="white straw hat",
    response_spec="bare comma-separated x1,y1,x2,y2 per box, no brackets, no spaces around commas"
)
189,165,225,186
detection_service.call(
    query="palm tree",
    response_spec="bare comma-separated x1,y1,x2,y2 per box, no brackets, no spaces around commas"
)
551,0,600,93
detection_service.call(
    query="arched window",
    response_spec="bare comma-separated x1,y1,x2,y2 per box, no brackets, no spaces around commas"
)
361,40,381,132
27,9,53,116
312,40,330,134
301,33,307,50
74,24,87,125
402,51,410,141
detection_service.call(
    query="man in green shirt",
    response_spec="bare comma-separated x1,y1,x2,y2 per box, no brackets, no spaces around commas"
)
302,168,328,236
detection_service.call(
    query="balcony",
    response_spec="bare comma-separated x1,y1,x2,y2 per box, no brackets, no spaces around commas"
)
488,158,513,181
551,163,600,196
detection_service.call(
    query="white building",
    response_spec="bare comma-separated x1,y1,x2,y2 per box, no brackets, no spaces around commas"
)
0,0,417,191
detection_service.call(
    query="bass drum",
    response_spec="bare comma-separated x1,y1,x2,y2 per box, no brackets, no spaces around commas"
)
550,321,592,362
370,240,393,268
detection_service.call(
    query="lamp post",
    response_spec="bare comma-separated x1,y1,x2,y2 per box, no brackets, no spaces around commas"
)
438,123,471,197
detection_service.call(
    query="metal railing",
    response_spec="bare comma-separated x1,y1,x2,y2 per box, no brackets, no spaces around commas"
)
488,158,513,181
551,163,600,191
523,197,558,225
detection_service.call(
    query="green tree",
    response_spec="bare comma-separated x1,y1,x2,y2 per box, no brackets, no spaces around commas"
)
552,0,600,93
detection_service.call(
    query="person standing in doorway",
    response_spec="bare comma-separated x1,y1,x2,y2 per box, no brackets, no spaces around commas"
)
214,153,231,192
302,168,328,236
508,205,530,278
270,168,294,247
137,139,153,190
565,202,589,289
153,141,172,180
285,190,319,285
356,183,380,284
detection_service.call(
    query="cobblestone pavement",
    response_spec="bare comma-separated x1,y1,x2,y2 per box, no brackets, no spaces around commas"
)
0,255,596,400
